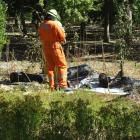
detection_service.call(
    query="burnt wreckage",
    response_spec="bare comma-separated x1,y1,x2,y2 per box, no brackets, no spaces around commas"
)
9,64,140,94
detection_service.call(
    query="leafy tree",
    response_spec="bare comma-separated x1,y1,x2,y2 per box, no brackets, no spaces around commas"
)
132,0,140,26
46,0,93,25
102,0,134,43
87,0,103,24
0,0,7,51
3,0,40,16
3,0,44,35
114,0,134,76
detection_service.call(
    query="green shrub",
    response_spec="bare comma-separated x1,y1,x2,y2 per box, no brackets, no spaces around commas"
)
0,94,43,140
98,99,140,139
0,92,140,140
0,0,7,51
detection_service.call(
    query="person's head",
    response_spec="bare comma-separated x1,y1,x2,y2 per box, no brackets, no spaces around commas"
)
45,9,60,21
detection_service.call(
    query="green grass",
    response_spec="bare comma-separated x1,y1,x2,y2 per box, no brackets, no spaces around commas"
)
0,89,125,109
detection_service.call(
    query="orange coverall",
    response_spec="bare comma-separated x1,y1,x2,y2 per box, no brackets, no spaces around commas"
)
38,20,67,90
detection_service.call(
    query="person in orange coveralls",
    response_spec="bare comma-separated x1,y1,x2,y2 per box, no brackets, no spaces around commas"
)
38,9,69,91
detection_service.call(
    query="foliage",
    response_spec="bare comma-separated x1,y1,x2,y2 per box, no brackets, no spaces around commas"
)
99,99,140,139
0,0,7,51
39,0,44,6
0,94,43,140
0,92,140,140
3,0,40,17
113,0,134,69
46,0,93,25
132,0,140,25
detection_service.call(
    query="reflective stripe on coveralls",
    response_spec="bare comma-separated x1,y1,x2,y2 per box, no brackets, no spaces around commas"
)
38,20,67,89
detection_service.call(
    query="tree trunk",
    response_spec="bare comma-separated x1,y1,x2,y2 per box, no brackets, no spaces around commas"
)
103,0,110,42
124,0,133,46
104,13,110,42
126,1,132,32
80,21,86,41
20,12,27,35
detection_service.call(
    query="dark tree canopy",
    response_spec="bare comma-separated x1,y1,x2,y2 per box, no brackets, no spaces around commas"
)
3,0,40,16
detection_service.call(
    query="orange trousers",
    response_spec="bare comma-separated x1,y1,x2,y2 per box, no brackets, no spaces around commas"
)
43,43,67,90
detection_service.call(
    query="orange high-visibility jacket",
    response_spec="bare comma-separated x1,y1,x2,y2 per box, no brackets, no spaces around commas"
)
39,20,65,49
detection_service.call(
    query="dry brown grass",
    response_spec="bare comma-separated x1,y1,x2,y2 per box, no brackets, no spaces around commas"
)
0,54,139,80
0,61,42,78
68,54,140,79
